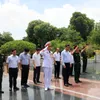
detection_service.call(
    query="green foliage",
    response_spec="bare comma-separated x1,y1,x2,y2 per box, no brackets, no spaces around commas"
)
86,46,95,58
26,20,44,44
94,22,100,31
22,36,29,41
89,29,100,45
60,28,83,44
0,40,36,54
0,32,14,47
70,12,94,41
51,39,73,52
26,20,58,47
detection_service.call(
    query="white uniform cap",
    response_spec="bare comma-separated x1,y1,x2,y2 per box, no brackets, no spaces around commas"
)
45,41,51,47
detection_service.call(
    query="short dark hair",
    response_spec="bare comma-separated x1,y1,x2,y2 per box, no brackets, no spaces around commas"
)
65,44,70,47
70,48,73,50
74,45,77,49
12,49,16,52
36,48,41,51
24,48,29,52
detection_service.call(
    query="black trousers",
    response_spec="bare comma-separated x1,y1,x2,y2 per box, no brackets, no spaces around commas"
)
9,68,18,89
62,63,70,85
54,61,60,78
74,63,81,82
21,65,29,86
83,59,87,72
33,66,41,82
70,64,73,76
0,68,3,91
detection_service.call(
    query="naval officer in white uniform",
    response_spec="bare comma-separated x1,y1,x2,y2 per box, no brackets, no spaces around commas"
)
40,42,53,91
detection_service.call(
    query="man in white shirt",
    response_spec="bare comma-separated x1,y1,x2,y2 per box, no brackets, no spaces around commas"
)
69,48,74,76
6,49,20,91
19,48,30,88
53,48,61,79
32,48,42,84
61,45,72,87
40,42,53,91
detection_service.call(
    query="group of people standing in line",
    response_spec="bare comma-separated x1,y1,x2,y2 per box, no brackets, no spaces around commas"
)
0,41,88,93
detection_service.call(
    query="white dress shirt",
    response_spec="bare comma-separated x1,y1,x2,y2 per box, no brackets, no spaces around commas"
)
32,52,41,67
70,52,74,64
6,55,20,68
53,52,60,62
61,50,71,66
40,48,53,68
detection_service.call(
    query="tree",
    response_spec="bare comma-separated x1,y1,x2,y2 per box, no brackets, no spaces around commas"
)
26,20,44,44
0,32,14,47
94,22,100,31
0,40,36,54
70,12,94,41
51,39,73,51
90,30,100,45
26,20,59,47
22,36,29,41
60,28,83,45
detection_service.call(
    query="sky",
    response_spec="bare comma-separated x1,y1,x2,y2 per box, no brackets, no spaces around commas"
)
0,0,100,40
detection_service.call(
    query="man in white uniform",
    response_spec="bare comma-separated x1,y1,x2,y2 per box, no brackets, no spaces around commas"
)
40,42,53,91
6,49,20,91
32,48,42,84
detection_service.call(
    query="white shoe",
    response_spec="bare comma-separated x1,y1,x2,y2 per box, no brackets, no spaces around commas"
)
45,88,48,91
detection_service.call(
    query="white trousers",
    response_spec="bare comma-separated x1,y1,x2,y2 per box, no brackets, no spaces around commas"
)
43,67,52,88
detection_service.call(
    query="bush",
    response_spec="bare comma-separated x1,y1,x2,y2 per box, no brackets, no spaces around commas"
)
86,45,95,58
0,40,36,55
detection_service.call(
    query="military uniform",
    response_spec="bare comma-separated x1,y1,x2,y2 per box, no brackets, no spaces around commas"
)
81,51,87,73
0,54,5,93
73,52,81,83
40,47,53,90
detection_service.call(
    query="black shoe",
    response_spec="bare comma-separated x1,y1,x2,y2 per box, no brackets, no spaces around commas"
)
83,72,87,74
9,88,12,92
14,87,19,91
25,84,30,88
57,77,61,79
64,84,69,87
34,81,37,84
0,91,4,94
75,81,79,83
78,80,82,83
37,81,42,83
48,88,54,90
21,85,25,88
67,83,72,86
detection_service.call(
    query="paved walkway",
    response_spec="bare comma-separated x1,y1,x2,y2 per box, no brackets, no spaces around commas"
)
1,62,100,100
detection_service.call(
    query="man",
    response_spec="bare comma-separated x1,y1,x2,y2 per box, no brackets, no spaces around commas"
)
0,53,5,94
69,48,74,76
19,48,30,88
32,48,42,84
61,44,72,87
6,49,19,91
40,42,53,91
81,46,87,73
73,46,82,83
53,48,61,79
